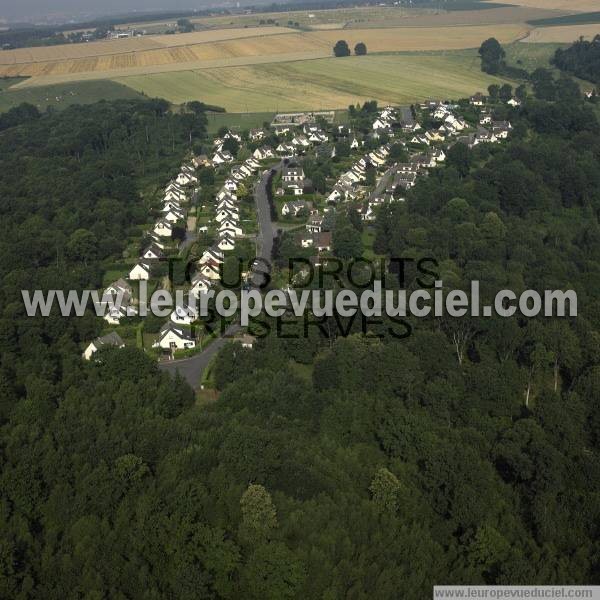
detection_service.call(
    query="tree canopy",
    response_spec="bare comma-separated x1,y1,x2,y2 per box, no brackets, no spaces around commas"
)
333,39,351,57
354,42,367,56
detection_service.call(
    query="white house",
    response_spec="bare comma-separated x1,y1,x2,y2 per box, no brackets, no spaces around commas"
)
212,150,234,165
306,214,324,233
153,219,173,238
199,247,224,266
103,304,137,325
142,243,164,260
104,277,132,300
129,262,151,280
470,93,486,106
249,128,266,141
253,146,275,160
276,143,296,157
154,322,196,351
327,188,342,204
282,200,307,217
82,332,125,361
219,217,240,231
216,208,239,223
163,209,185,224
176,170,198,186
216,199,238,214
170,303,199,325
217,234,236,251
190,273,212,297
199,261,221,281
431,148,446,162
165,181,185,194
162,200,182,212
224,131,242,142
372,118,390,130
219,222,242,237
475,128,498,144
164,190,186,204
282,165,305,185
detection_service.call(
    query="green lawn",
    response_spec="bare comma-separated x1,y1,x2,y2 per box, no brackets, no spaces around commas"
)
114,49,514,112
206,111,275,134
0,79,145,113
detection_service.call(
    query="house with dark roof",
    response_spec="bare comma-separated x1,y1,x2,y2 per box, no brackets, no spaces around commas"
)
82,332,125,360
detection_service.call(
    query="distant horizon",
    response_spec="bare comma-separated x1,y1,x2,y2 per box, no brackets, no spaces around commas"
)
0,1,252,26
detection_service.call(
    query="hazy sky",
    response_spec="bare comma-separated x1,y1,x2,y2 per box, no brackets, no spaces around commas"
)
0,0,229,23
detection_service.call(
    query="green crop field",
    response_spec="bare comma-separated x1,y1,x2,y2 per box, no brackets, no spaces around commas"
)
0,79,144,113
115,50,512,112
527,11,600,27
504,41,566,71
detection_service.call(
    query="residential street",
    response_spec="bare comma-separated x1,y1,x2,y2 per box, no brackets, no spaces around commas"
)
159,164,279,389
251,164,280,286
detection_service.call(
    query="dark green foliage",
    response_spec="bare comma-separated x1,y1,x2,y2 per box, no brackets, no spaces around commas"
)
478,37,506,75
1,90,600,598
354,42,367,56
552,35,600,84
333,40,351,57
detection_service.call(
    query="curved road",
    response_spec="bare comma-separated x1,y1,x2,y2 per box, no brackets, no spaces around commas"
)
159,164,280,389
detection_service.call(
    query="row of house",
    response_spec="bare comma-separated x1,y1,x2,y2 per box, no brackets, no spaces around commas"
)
276,123,331,157
327,143,391,204
155,138,271,351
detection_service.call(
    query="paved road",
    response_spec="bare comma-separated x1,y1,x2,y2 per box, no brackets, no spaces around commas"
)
159,165,279,389
251,166,279,286
369,162,397,201
158,322,240,387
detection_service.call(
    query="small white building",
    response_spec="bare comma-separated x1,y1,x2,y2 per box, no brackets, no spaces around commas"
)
153,219,173,238
82,332,124,361
170,303,199,325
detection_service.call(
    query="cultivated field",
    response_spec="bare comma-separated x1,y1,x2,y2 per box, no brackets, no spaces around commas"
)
190,4,565,29
522,23,600,41
2,1,598,116
114,51,511,112
495,0,600,11
3,24,528,84
0,26,293,65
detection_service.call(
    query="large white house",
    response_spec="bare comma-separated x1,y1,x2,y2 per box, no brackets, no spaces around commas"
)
154,322,196,350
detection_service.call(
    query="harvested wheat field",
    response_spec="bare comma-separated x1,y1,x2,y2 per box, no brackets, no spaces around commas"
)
524,23,600,42
0,26,293,66
0,24,528,81
305,24,529,53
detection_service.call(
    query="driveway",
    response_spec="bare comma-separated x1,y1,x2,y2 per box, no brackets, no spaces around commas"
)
158,322,240,387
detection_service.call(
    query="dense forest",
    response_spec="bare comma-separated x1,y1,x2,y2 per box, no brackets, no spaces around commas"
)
552,35,600,84
1,89,600,598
